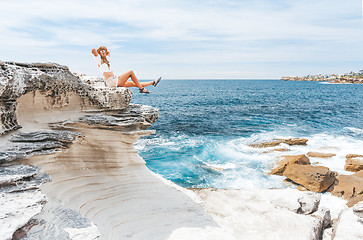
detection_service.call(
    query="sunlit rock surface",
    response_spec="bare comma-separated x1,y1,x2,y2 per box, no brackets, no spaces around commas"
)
1,61,362,240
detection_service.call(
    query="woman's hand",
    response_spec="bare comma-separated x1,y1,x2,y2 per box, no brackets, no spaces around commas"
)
91,48,98,56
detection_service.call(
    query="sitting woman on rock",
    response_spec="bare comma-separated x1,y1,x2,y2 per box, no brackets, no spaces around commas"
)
91,46,161,93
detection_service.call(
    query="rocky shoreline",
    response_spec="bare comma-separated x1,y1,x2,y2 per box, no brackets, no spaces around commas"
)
281,73,363,84
1,61,362,239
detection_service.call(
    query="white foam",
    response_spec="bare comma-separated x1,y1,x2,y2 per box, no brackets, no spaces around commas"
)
345,127,363,134
135,129,362,189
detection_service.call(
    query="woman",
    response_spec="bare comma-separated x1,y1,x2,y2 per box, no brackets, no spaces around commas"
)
91,46,161,93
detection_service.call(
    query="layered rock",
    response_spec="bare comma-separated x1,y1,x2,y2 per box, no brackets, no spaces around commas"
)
344,154,363,172
0,61,132,134
0,165,49,240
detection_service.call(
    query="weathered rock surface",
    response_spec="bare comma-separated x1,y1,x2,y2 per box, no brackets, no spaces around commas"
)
192,188,329,240
283,164,337,192
0,130,82,164
0,61,161,239
0,164,50,240
250,138,308,148
270,154,310,175
0,61,132,134
20,200,100,240
344,154,363,172
330,170,363,205
307,152,336,159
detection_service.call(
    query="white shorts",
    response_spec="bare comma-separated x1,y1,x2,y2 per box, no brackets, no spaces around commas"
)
105,76,118,88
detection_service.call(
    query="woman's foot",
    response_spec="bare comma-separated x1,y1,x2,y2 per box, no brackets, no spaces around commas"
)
139,87,150,94
153,77,162,87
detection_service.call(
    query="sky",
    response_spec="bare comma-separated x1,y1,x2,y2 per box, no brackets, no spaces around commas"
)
0,0,362,79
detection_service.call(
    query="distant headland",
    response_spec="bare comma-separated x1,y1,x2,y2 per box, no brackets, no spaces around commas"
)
281,70,363,84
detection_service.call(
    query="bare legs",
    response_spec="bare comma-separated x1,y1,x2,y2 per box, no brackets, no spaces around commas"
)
117,70,154,88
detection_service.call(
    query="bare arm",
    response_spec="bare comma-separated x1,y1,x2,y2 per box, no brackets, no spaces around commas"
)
91,48,98,57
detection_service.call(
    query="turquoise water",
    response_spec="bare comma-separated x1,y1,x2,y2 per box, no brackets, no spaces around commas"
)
131,80,363,189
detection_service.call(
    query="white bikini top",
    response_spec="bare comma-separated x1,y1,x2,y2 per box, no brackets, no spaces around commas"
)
94,55,113,73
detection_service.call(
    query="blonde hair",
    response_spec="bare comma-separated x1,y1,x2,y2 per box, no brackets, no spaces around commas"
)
97,46,110,68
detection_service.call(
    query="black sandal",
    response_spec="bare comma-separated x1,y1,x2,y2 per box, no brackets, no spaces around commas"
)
153,77,162,87
139,87,150,94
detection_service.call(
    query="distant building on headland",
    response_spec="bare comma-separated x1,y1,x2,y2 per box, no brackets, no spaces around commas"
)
281,70,363,84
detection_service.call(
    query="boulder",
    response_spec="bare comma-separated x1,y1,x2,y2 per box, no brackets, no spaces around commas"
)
344,154,363,172
283,164,337,192
270,154,310,175
250,138,308,148
330,170,363,203
307,152,336,159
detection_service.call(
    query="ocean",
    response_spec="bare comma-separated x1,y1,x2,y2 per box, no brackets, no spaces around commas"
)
130,80,363,189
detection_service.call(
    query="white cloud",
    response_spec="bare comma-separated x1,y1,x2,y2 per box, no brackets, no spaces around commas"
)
0,0,362,78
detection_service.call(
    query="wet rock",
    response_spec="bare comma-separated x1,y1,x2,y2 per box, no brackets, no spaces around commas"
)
344,154,363,172
283,164,337,192
330,170,363,203
250,138,308,148
270,154,310,175
307,152,336,159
